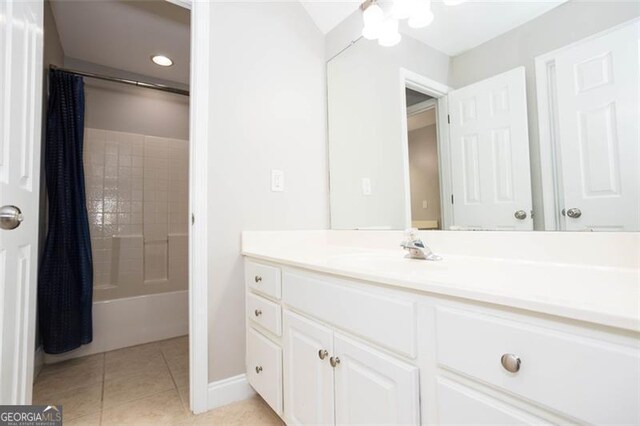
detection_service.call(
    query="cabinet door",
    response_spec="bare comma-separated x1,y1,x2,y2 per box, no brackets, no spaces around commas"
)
283,310,334,425
333,333,420,425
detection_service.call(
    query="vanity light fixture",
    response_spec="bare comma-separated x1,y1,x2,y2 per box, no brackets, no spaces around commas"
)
151,55,173,67
362,0,439,47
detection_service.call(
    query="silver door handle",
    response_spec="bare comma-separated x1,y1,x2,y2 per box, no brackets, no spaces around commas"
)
514,210,527,220
318,349,328,360
0,205,23,230
330,356,340,367
566,208,582,218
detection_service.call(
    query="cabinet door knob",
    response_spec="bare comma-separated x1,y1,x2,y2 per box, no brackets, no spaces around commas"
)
318,349,328,360
254,275,262,283
255,365,263,374
329,356,340,367
500,353,521,373
254,309,262,317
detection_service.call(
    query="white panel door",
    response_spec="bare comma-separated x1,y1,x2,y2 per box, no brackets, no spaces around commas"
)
283,310,335,426
0,0,43,404
333,332,420,425
448,67,533,230
554,21,639,231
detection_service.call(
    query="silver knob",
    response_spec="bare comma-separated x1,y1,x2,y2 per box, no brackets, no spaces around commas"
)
329,356,340,367
500,353,521,373
318,349,328,360
254,309,262,317
566,208,582,219
254,275,262,283
255,366,263,374
514,210,527,220
0,205,23,230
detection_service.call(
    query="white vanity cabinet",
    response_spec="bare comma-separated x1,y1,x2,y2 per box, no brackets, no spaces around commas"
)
244,258,640,425
283,310,420,426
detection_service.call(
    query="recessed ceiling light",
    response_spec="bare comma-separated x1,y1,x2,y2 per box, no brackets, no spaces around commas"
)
151,55,173,67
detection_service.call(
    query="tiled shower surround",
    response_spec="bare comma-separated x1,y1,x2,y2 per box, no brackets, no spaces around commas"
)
83,128,188,301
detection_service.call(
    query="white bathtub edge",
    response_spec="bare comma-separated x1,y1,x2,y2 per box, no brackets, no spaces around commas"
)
43,290,188,364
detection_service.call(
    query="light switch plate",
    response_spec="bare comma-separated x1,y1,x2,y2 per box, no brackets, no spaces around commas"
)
271,169,284,192
422,200,428,209
361,178,372,196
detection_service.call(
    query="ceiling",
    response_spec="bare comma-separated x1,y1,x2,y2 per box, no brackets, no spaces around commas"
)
401,0,567,56
301,0,567,56
50,0,190,85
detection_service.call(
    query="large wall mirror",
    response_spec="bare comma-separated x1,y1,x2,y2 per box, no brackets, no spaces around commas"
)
328,1,639,231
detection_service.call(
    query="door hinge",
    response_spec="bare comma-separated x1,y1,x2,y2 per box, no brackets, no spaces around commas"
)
191,213,195,225
451,194,454,204
447,114,450,124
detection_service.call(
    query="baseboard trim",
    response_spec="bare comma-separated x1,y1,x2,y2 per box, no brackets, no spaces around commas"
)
207,374,255,410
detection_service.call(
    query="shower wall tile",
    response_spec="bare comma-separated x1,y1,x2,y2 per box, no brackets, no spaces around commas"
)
83,128,189,301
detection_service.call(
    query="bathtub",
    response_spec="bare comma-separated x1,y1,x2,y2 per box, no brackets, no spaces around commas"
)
42,289,188,363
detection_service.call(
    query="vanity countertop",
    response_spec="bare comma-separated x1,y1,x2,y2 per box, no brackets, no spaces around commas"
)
242,230,640,333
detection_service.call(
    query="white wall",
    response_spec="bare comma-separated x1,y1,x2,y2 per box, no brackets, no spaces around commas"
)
206,2,329,382
449,0,640,229
81,81,189,140
327,36,450,229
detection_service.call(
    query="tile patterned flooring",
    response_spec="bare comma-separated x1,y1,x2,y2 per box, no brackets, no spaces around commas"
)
33,336,283,425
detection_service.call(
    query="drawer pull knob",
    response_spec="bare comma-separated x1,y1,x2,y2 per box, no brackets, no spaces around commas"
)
254,309,262,317
501,354,521,373
330,356,341,368
255,365,263,374
318,349,328,360
254,275,262,283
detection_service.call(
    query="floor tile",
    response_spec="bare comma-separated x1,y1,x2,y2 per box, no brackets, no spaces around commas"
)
63,411,102,426
101,389,187,425
33,357,104,398
104,350,166,381
102,364,175,409
33,382,102,420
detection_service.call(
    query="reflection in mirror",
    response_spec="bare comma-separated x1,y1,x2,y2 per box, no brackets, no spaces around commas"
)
327,1,639,231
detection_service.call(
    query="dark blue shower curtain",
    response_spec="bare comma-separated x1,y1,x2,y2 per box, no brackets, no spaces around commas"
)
38,70,93,354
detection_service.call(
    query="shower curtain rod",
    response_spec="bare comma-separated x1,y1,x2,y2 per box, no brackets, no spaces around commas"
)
49,65,189,96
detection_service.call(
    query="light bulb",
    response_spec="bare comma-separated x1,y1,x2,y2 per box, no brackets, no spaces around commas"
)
378,19,401,47
362,24,382,40
363,3,384,26
408,0,434,28
391,0,414,20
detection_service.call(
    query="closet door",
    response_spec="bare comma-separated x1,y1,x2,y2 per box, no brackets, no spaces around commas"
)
283,310,334,425
333,333,420,425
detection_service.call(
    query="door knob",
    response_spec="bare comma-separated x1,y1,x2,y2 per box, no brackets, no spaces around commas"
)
514,210,527,220
500,353,521,373
318,349,328,360
0,205,23,230
254,275,262,283
566,208,582,218
254,309,262,317
255,365,263,374
329,356,340,367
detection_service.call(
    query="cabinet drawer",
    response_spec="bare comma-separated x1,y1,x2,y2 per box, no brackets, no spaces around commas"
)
247,292,282,336
436,308,640,425
283,270,416,358
245,260,281,300
437,377,547,425
246,327,283,415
